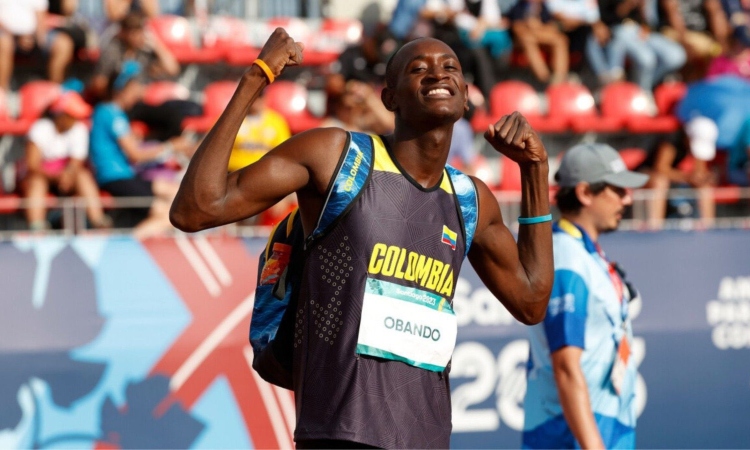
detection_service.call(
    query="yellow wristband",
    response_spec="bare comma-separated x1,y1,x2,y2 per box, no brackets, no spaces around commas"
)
253,58,275,84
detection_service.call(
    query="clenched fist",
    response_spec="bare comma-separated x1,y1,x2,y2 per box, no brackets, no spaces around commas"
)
255,28,305,80
484,112,548,166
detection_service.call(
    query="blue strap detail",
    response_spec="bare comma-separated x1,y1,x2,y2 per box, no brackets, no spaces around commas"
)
446,165,478,257
518,214,553,225
311,131,373,239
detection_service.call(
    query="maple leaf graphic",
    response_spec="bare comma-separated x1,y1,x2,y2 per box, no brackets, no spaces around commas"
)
0,244,106,430
100,375,205,448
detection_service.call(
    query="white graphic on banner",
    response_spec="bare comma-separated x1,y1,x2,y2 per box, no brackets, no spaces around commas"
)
707,276,750,349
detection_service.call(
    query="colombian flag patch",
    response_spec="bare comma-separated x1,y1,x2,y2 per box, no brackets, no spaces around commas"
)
441,225,457,250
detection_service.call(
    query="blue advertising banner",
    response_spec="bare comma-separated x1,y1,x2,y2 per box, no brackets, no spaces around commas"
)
0,231,748,449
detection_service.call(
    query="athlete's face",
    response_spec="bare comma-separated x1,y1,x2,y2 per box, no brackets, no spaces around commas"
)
589,184,633,233
383,39,468,124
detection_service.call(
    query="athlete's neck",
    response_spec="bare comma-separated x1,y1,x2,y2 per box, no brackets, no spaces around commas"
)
388,122,453,188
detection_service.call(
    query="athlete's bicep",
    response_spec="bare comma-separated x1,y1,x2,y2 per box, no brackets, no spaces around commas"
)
221,127,348,225
467,180,529,303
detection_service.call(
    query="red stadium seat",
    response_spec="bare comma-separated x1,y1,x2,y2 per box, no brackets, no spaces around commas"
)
148,15,222,64
600,81,678,133
320,18,363,45
0,90,26,135
547,82,620,133
618,147,648,170
313,18,363,62
15,81,62,133
203,15,251,62
654,81,687,116
182,81,238,133
467,84,493,132
264,81,322,134
143,81,190,106
498,156,522,192
269,17,342,66
489,81,567,133
0,193,20,214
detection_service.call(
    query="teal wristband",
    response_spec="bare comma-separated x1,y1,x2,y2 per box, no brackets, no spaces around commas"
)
517,214,552,225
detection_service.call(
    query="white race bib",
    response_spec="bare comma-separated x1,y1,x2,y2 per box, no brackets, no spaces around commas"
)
355,278,458,372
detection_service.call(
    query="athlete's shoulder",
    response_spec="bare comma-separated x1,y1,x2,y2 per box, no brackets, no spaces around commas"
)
286,126,349,151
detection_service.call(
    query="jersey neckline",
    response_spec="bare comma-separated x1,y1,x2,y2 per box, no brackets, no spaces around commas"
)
379,135,446,193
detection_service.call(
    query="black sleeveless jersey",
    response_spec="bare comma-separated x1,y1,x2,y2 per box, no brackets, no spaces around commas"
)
292,134,472,448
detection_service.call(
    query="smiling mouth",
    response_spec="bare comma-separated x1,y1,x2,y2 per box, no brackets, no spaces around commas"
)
424,88,453,98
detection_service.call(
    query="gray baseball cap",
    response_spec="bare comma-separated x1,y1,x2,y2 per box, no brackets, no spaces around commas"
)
555,143,649,188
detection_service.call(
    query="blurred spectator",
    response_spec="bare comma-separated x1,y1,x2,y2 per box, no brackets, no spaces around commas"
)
88,12,200,142
89,12,177,99
601,0,687,91
728,113,750,186
47,0,95,83
638,116,717,229
331,23,397,86
389,0,428,42
722,0,750,47
508,0,570,84
547,0,620,85
104,0,159,24
0,0,70,90
426,0,507,97
89,61,189,238
23,91,110,231
228,91,291,173
450,0,513,65
229,90,295,227
96,0,160,49
322,77,394,134
707,29,750,77
657,0,729,81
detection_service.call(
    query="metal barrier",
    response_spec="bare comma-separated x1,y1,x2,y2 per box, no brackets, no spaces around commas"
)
1,187,749,237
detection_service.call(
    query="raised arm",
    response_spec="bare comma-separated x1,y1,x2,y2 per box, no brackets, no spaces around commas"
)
170,29,347,233
467,112,553,325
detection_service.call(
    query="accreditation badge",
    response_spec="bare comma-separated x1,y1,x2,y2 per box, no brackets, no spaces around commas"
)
355,277,458,372
610,332,631,396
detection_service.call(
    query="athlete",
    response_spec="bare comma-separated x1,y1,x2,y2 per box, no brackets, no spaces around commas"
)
171,28,554,449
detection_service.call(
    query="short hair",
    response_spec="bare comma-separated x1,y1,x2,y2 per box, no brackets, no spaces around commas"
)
384,38,427,88
555,182,608,214
121,11,146,30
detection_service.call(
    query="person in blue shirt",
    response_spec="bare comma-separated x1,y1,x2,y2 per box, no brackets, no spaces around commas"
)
523,143,648,449
728,114,750,186
89,60,189,238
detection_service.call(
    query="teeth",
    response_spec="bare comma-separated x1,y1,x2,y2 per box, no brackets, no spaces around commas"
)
427,88,450,96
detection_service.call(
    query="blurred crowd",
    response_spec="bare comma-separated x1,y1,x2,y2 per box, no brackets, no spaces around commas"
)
1,0,750,235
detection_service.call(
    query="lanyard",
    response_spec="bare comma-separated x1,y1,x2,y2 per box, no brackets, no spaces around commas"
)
595,242,625,305
554,219,629,320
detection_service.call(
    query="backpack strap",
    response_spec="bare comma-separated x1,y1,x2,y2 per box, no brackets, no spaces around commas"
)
309,131,374,242
446,165,478,257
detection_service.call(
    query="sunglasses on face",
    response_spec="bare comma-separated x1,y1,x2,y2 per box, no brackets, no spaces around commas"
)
606,185,629,198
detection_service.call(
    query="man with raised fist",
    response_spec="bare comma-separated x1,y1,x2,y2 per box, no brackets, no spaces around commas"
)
170,28,554,449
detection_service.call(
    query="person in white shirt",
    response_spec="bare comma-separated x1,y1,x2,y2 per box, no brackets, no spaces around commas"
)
24,91,111,231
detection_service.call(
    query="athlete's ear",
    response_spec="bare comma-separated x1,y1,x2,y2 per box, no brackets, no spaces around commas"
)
381,86,396,112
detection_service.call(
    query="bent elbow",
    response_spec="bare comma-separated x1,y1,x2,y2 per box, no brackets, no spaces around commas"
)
516,297,549,325
522,307,547,326
169,204,200,233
